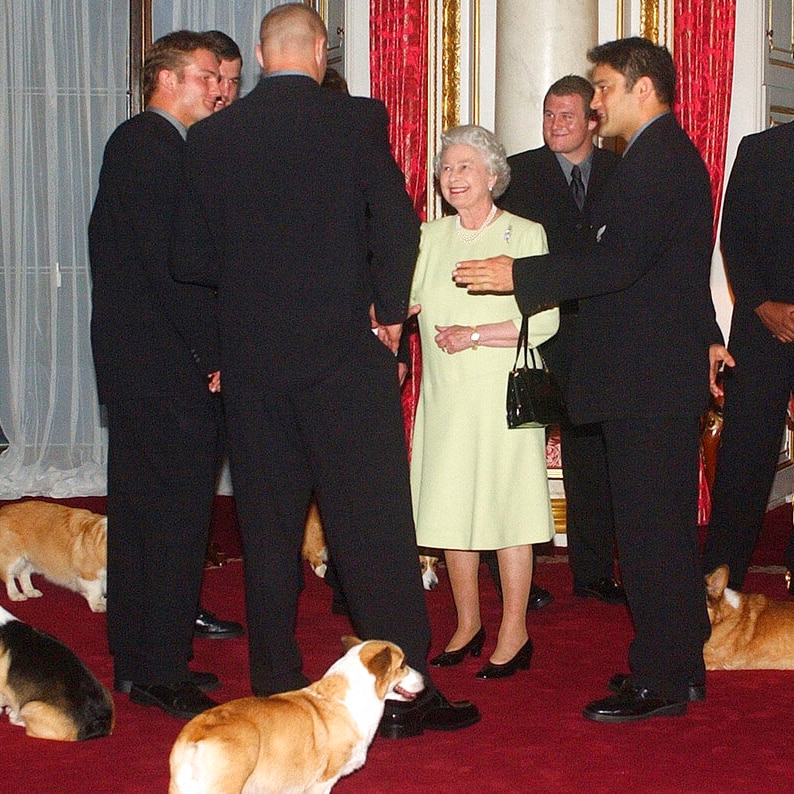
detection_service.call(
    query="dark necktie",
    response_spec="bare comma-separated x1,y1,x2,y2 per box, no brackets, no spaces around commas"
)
570,164,585,211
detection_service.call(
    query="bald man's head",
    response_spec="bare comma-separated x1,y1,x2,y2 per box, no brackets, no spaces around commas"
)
256,3,327,83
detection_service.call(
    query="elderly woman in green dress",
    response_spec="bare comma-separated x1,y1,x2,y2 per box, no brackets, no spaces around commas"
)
410,125,558,678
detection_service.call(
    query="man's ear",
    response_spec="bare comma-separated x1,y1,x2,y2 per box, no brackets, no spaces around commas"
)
314,36,327,74
634,74,655,103
255,43,265,70
158,67,176,93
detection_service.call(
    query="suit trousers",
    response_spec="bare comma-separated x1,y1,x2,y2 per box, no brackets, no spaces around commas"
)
601,414,709,700
225,330,432,695
702,307,794,587
559,421,618,585
105,386,222,684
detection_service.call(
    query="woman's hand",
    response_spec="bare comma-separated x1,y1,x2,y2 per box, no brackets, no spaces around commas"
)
435,324,478,354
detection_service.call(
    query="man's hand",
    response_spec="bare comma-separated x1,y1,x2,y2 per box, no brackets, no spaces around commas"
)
755,301,794,343
369,303,421,355
708,344,734,399
452,255,515,293
208,371,221,393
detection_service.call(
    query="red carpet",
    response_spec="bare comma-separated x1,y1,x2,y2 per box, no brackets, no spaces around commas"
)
3,497,794,793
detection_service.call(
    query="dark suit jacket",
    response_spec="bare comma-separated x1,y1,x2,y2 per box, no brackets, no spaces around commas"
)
88,111,219,404
499,145,619,252
499,145,620,382
721,120,794,311
512,112,723,423
173,75,420,390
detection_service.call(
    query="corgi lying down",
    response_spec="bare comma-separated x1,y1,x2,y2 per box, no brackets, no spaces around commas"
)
169,637,423,794
0,606,114,740
704,564,794,670
0,501,107,612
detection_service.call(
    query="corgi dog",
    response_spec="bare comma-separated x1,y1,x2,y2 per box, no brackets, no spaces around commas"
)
420,553,440,590
301,500,440,591
704,564,794,670
0,605,114,740
0,501,107,612
301,499,328,577
169,637,423,794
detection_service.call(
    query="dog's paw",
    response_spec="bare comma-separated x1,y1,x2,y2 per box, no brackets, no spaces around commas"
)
88,600,107,613
8,590,37,601
311,562,328,579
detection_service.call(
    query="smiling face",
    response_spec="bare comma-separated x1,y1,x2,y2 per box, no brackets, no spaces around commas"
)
438,143,496,217
542,93,597,163
216,57,242,109
168,47,221,127
590,63,642,142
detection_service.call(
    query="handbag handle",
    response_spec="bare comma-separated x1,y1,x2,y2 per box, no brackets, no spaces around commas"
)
512,315,544,371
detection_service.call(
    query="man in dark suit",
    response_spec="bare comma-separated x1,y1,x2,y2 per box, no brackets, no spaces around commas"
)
455,37,733,722
702,121,794,590
499,75,625,607
173,3,479,739
88,31,226,719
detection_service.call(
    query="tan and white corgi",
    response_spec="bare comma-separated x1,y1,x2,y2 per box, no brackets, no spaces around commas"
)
169,637,423,794
704,564,794,670
0,501,107,612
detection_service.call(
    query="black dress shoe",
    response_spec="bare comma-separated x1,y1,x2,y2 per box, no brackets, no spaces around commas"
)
115,669,220,694
573,577,627,605
608,672,705,703
475,637,533,679
527,583,554,611
583,688,687,723
194,607,245,639
429,626,485,667
379,687,481,739
129,681,218,719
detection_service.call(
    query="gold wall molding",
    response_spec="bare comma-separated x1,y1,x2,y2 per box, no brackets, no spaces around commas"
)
640,0,670,47
551,498,567,536
441,0,461,134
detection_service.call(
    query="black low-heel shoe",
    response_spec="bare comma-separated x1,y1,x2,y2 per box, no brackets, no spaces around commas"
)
429,626,486,667
475,637,533,679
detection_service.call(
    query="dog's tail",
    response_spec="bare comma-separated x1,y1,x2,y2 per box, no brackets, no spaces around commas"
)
75,683,114,740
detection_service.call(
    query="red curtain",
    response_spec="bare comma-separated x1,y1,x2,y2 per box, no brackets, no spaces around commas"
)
369,0,428,453
673,0,736,239
673,0,736,523
369,0,429,220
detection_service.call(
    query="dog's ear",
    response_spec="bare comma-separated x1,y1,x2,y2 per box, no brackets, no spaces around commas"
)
341,635,362,652
368,647,394,677
705,565,729,601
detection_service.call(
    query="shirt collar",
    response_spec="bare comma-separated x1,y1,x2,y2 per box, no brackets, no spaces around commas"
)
554,149,594,188
624,110,670,155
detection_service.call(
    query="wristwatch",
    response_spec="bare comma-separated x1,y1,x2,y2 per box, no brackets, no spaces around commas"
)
470,327,480,350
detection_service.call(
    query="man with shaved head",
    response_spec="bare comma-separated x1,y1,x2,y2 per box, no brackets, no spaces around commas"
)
173,3,480,739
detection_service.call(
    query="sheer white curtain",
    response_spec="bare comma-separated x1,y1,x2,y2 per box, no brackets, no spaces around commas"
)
0,2,128,498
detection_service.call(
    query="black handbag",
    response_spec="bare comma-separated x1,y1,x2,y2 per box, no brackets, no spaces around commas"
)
506,315,566,428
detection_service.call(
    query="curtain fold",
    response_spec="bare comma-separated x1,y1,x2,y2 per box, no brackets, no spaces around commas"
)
673,0,736,525
369,0,429,454
0,1,129,498
673,0,736,240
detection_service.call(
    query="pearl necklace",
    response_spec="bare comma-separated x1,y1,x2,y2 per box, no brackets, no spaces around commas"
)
455,203,498,244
